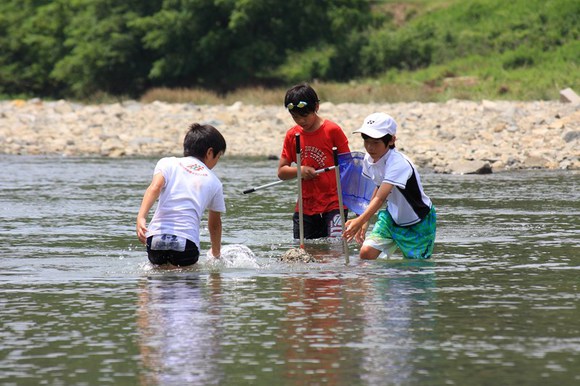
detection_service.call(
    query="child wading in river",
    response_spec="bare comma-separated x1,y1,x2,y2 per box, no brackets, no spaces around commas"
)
343,113,436,259
277,83,351,239
136,123,226,266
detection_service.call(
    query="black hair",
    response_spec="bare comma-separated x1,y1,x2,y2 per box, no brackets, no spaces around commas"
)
284,82,319,115
183,123,227,159
361,133,395,149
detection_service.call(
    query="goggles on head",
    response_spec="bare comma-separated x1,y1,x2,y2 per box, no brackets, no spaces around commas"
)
286,101,308,110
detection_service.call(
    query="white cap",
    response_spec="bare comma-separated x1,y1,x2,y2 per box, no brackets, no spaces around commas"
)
353,112,397,138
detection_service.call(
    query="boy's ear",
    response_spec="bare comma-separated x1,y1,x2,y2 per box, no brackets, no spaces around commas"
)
206,147,214,159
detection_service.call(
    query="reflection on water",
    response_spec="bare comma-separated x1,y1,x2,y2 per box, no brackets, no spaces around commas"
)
0,155,579,385
276,273,366,384
135,268,438,385
358,267,437,385
137,274,223,385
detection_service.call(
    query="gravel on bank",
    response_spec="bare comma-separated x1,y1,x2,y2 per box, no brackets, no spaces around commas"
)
1,98,578,173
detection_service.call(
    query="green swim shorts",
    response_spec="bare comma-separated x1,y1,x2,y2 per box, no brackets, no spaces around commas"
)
364,206,437,259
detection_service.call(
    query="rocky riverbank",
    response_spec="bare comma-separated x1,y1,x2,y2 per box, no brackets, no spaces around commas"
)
1,98,578,173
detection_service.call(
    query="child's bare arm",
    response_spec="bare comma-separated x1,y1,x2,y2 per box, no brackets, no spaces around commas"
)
207,210,222,258
277,156,296,180
136,173,164,244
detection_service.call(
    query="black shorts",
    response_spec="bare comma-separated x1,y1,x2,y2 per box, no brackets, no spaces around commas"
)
146,236,200,266
292,209,348,240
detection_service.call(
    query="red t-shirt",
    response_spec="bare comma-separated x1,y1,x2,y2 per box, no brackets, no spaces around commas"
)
281,120,350,215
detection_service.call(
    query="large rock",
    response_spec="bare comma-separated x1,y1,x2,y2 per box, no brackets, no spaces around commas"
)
449,160,493,175
560,88,580,104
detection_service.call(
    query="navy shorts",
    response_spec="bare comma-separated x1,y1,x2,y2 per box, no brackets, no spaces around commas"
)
146,236,200,266
293,209,348,239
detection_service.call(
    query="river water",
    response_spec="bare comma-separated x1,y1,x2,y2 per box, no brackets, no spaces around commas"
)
1,155,579,386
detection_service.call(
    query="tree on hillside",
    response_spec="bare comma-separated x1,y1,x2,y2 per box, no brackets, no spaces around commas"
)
130,0,372,92
0,0,71,97
51,0,161,98
0,0,371,97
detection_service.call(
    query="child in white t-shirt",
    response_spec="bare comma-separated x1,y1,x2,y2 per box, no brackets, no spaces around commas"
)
136,123,227,266
343,113,436,259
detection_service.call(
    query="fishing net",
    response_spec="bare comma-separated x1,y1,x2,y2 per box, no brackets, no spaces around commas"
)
280,248,316,263
338,151,375,216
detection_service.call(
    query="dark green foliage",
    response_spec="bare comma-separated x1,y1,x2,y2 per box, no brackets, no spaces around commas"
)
0,0,577,100
1,0,372,97
50,0,161,98
130,0,372,92
0,0,71,97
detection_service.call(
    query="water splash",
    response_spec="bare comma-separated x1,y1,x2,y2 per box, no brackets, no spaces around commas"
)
201,244,260,269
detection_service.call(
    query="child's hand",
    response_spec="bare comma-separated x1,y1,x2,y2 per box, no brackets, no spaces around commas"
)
301,166,318,180
136,218,148,244
343,218,368,244
355,222,369,244
343,219,358,242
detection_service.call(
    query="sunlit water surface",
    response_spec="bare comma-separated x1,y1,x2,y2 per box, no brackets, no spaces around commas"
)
1,155,578,385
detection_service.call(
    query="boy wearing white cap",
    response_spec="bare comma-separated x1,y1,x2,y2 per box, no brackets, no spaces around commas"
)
343,113,436,259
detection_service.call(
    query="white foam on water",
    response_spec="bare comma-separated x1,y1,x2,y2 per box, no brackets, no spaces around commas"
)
200,244,261,269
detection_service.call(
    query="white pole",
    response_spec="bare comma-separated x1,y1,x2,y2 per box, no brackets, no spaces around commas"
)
242,166,335,194
296,134,305,249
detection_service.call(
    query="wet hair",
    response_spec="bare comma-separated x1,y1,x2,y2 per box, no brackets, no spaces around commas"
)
183,123,227,159
284,82,319,115
361,133,395,149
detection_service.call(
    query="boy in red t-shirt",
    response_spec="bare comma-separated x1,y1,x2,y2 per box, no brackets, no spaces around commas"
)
278,83,351,239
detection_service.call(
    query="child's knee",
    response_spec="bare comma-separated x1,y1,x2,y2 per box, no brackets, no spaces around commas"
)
360,245,381,260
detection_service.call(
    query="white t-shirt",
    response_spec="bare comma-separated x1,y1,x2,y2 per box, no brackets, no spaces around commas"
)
362,149,432,226
146,156,226,248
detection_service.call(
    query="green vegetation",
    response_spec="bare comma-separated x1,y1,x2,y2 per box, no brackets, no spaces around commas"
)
1,0,578,103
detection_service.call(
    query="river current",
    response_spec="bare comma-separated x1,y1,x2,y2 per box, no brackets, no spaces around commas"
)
0,155,578,385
